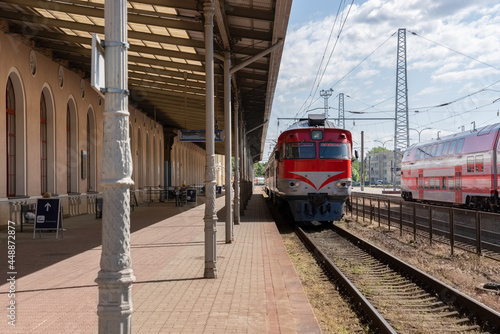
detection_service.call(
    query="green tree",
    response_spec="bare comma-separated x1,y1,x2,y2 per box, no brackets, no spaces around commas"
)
351,159,361,182
253,162,265,176
368,146,390,154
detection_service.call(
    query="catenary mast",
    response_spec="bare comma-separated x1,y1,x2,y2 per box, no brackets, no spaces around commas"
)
394,28,409,189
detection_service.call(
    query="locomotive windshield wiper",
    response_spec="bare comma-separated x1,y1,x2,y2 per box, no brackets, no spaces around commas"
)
319,139,332,158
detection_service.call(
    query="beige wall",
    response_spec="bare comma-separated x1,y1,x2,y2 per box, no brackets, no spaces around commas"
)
0,31,169,224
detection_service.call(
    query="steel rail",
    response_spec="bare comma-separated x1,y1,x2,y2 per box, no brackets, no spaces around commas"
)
332,225,500,333
295,227,398,334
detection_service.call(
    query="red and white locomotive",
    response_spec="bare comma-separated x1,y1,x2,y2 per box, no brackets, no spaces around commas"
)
401,123,500,211
264,114,353,222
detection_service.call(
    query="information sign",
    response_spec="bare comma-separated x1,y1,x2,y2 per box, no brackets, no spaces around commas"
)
186,189,197,204
34,198,64,239
179,130,225,142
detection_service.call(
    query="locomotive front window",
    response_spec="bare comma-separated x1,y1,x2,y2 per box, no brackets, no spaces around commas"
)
319,142,349,159
285,142,316,159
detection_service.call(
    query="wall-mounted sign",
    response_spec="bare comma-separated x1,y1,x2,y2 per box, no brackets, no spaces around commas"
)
179,130,225,142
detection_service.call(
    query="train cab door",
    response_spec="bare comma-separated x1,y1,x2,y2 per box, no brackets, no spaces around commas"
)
418,169,424,199
455,166,462,204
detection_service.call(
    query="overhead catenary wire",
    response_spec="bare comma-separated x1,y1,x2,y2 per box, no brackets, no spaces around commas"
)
294,0,355,120
408,30,500,72
306,0,355,112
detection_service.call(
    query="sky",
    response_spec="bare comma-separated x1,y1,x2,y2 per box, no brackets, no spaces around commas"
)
262,0,500,161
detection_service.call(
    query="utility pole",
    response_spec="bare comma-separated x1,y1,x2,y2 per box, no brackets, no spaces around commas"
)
394,28,409,190
320,88,333,118
360,131,364,191
338,93,345,128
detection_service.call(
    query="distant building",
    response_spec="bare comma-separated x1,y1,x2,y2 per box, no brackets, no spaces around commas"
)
366,151,396,185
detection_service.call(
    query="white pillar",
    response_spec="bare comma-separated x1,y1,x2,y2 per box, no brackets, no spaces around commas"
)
224,51,233,242
96,0,135,333
203,0,217,279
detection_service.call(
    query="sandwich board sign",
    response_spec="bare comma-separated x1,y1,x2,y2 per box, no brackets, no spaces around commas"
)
186,188,197,205
34,198,64,239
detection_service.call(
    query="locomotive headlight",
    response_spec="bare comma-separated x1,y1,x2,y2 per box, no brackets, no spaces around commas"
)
289,181,300,187
334,181,351,188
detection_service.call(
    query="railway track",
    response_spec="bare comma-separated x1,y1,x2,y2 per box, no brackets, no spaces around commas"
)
296,224,500,334
350,193,500,260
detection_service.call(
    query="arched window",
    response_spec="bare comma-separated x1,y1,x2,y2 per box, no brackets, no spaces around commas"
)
146,132,150,186
87,114,90,190
6,78,16,197
66,106,72,193
137,128,143,188
40,92,48,194
66,99,78,194
86,110,96,192
153,135,157,186
129,124,134,188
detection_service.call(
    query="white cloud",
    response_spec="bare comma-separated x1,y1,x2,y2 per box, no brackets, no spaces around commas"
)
264,0,500,159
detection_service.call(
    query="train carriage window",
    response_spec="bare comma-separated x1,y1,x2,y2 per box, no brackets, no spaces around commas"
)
431,144,438,158
467,156,474,172
429,178,435,190
319,142,348,159
415,148,421,159
455,138,465,154
449,140,457,155
285,142,315,159
424,146,431,158
442,141,450,156
280,144,286,160
475,155,484,172
436,143,444,156
448,176,454,191
435,177,440,190
442,177,446,190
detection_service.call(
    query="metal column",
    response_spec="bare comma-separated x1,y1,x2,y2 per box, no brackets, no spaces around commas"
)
338,93,345,129
233,100,240,224
203,0,217,279
95,0,135,332
224,51,233,242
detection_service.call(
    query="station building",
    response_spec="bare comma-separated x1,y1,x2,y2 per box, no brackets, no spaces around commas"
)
0,29,229,224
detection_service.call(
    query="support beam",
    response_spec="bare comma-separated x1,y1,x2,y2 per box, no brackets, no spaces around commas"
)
96,0,135,333
224,51,233,243
230,39,283,75
203,0,217,279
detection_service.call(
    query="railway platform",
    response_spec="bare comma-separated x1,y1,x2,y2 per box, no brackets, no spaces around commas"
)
0,189,321,333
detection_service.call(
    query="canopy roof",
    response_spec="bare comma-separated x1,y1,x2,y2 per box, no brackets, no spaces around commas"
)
0,0,292,160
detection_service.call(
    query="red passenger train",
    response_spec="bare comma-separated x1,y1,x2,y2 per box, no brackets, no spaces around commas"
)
401,123,500,211
264,114,354,222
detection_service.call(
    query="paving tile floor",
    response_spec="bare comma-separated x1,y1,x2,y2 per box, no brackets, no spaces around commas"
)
0,191,321,333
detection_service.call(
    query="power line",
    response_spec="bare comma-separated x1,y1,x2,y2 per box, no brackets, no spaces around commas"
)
309,0,355,106
294,0,347,119
295,0,355,119
410,78,500,111
408,30,500,72
331,31,396,90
